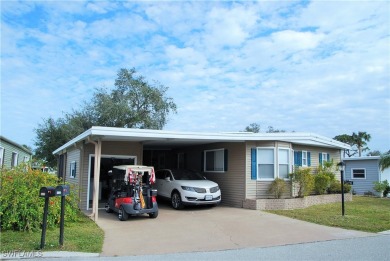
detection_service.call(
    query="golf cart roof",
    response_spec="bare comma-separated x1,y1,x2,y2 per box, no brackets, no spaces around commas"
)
113,165,154,172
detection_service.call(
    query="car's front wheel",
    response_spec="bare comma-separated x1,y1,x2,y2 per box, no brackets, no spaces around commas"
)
171,191,184,210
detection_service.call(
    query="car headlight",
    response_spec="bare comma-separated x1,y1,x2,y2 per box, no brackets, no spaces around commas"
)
210,186,220,193
181,186,206,193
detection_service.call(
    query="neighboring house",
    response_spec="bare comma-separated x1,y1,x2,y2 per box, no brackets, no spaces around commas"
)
0,136,32,168
344,156,388,196
53,127,349,220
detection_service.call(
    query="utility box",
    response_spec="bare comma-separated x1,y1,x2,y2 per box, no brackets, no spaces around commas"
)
39,187,56,198
55,185,70,197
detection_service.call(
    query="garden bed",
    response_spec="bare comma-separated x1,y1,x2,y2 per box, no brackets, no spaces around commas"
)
243,193,352,210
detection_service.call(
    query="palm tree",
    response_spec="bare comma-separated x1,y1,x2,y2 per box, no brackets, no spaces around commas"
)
379,153,390,171
352,131,371,157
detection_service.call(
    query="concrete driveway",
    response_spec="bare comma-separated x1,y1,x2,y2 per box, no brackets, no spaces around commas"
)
97,202,374,257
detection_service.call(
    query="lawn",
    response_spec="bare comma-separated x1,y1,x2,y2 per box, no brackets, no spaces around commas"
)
0,212,104,253
267,196,390,233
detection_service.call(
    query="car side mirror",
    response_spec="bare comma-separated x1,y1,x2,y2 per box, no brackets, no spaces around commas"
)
165,177,170,182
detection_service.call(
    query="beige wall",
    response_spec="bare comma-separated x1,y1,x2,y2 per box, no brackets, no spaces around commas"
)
245,143,342,200
175,142,247,208
66,148,80,186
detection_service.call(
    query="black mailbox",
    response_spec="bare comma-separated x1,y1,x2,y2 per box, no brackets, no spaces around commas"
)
39,187,56,198
344,180,354,185
55,185,70,197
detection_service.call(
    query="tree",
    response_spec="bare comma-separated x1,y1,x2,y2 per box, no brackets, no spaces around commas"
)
84,68,177,129
266,126,286,133
367,150,381,156
22,144,32,152
379,151,390,171
34,117,75,167
352,131,371,157
244,123,261,133
333,134,357,157
34,68,177,167
243,123,288,133
333,132,371,157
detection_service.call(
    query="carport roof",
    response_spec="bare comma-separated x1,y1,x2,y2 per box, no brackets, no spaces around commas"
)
53,126,350,154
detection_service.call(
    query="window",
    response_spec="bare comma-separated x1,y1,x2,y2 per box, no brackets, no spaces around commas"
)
70,161,77,178
0,147,4,167
294,151,311,167
204,149,226,172
302,151,308,166
352,168,365,179
257,148,275,179
11,152,18,167
319,152,330,166
278,149,290,179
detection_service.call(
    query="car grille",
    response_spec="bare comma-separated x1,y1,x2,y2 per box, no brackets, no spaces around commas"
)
210,186,220,193
194,187,206,193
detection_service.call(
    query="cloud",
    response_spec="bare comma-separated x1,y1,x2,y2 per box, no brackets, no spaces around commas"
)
271,30,324,50
1,0,389,153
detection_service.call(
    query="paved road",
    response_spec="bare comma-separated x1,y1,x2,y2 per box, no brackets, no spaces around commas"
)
99,235,390,261
94,234,390,261
7,233,389,260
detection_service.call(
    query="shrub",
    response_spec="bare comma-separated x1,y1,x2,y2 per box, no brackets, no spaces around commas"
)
328,180,351,194
0,165,80,232
290,167,314,198
384,183,390,198
373,180,389,197
268,178,286,199
314,173,331,195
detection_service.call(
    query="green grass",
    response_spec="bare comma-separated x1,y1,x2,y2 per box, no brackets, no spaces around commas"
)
0,212,104,253
267,196,390,233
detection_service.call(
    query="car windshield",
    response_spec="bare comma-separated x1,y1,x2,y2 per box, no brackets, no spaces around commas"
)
171,169,205,180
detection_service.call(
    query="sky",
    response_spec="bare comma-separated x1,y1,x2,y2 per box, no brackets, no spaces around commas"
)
1,0,389,154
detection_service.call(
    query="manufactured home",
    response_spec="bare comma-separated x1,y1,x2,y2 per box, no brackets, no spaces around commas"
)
0,136,32,168
53,127,350,220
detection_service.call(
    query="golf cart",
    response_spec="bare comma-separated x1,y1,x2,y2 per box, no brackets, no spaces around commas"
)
105,165,158,221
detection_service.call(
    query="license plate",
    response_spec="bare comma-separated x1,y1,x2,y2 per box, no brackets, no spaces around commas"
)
205,195,213,201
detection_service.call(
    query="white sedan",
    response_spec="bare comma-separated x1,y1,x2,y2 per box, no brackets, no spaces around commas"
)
155,169,221,209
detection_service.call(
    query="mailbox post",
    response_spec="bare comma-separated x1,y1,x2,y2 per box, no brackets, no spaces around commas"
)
39,187,56,249
55,185,70,246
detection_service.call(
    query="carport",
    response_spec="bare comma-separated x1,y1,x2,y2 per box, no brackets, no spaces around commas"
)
53,127,247,221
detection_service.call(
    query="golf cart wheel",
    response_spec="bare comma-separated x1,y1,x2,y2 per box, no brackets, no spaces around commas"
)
118,206,128,221
149,211,158,219
171,191,184,210
105,203,113,213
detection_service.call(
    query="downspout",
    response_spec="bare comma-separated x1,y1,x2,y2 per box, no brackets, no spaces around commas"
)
88,136,102,222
